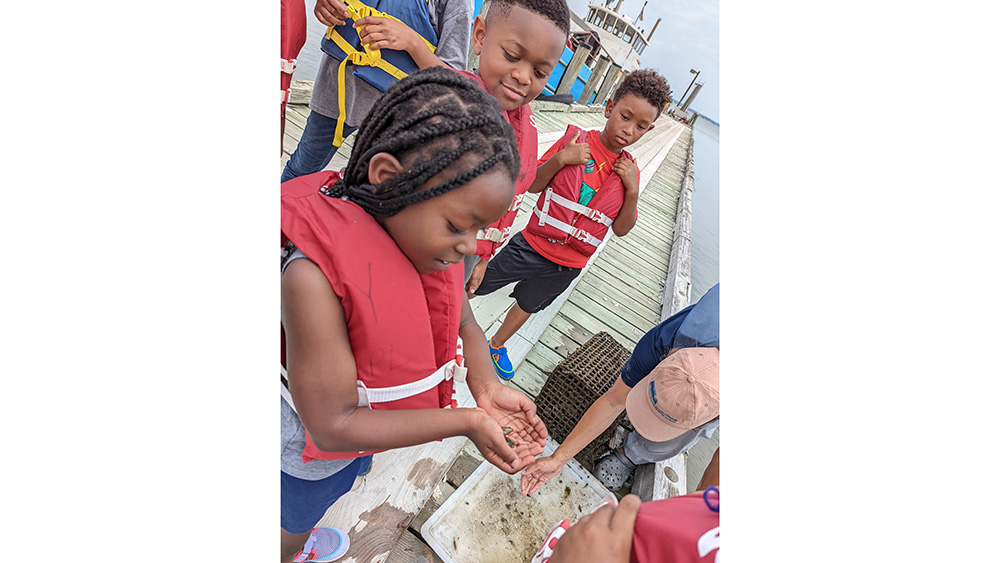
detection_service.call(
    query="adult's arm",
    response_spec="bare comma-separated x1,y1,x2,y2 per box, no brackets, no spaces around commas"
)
520,376,631,494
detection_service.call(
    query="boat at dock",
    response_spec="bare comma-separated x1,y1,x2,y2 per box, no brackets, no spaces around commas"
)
536,0,662,106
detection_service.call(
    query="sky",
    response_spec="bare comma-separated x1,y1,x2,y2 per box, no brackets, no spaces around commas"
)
565,0,719,120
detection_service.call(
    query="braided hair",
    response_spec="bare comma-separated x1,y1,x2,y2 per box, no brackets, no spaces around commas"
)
324,67,521,217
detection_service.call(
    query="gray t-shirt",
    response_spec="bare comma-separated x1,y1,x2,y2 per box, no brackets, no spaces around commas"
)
280,246,354,480
310,0,474,124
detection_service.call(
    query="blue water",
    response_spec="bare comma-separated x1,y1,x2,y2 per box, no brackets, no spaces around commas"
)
689,118,720,303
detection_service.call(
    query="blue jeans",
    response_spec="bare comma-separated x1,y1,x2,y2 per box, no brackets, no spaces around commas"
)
280,454,373,533
281,110,358,183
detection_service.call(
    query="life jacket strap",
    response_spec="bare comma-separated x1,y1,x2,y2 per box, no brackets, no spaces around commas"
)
545,189,614,227
531,206,603,247
476,226,510,243
281,57,297,74
281,336,466,412
508,192,526,213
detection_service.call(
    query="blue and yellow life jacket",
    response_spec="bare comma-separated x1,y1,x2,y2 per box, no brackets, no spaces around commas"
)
320,0,438,146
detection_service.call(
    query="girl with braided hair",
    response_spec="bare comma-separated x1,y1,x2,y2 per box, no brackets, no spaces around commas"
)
280,67,548,563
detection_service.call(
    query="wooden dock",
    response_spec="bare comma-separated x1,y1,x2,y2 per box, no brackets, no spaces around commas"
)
282,81,696,562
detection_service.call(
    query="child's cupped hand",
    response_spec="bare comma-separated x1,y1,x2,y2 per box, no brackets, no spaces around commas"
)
471,385,548,474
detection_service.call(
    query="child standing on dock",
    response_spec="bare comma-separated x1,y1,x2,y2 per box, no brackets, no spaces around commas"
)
280,68,547,563
457,0,571,289
471,69,672,380
281,0,475,182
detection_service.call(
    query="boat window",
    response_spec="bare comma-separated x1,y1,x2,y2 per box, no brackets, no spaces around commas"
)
614,20,626,38
593,10,603,27
635,37,646,55
587,8,594,23
603,15,617,33
623,27,634,43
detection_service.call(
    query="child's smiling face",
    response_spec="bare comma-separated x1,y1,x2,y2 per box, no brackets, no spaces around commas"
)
377,164,515,274
471,7,566,112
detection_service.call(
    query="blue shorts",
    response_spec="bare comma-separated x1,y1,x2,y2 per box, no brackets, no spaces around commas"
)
280,455,373,534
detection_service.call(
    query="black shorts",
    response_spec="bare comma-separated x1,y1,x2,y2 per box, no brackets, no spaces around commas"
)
474,232,582,313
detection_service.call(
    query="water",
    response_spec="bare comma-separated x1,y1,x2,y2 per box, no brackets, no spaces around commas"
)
689,117,720,302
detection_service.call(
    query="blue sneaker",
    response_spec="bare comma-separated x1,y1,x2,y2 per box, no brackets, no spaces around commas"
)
293,527,350,562
489,338,515,380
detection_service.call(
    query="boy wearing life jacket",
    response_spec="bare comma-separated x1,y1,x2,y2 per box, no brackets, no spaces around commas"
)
456,0,572,289
280,0,475,182
473,69,673,380
280,69,547,563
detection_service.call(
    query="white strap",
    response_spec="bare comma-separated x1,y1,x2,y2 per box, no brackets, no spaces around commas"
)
281,89,291,104
358,359,466,404
532,207,603,247
546,190,614,227
508,192,526,212
476,227,508,243
282,338,467,409
281,57,297,74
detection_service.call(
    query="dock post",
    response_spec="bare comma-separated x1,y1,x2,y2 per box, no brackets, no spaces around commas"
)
593,63,622,106
579,56,610,105
556,44,593,97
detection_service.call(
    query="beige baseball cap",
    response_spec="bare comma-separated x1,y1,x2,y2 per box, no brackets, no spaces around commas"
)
624,347,720,442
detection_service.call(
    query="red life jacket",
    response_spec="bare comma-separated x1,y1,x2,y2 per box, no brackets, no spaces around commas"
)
524,124,633,259
281,0,307,115
280,170,465,463
451,70,539,261
630,493,720,563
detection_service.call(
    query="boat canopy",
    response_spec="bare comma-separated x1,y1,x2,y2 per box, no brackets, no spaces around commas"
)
585,4,648,56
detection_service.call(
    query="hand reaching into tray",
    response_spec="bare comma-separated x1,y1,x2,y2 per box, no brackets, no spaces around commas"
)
520,455,565,495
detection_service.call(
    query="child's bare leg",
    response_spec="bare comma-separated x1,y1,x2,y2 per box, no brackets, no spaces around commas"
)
490,303,532,348
280,528,312,563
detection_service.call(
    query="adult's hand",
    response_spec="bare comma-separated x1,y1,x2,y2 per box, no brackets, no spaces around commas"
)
549,494,642,563
474,383,547,473
520,455,566,495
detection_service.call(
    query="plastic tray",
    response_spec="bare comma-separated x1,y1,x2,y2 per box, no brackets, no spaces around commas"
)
421,438,611,563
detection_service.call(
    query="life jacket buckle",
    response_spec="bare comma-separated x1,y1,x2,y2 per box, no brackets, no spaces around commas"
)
572,228,590,242
281,58,298,74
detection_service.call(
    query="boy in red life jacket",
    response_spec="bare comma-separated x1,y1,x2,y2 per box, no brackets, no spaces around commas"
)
473,69,673,380
280,68,547,563
456,0,572,292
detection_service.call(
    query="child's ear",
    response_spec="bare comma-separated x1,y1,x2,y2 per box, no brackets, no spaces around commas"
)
604,97,616,118
471,15,487,56
368,152,405,185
